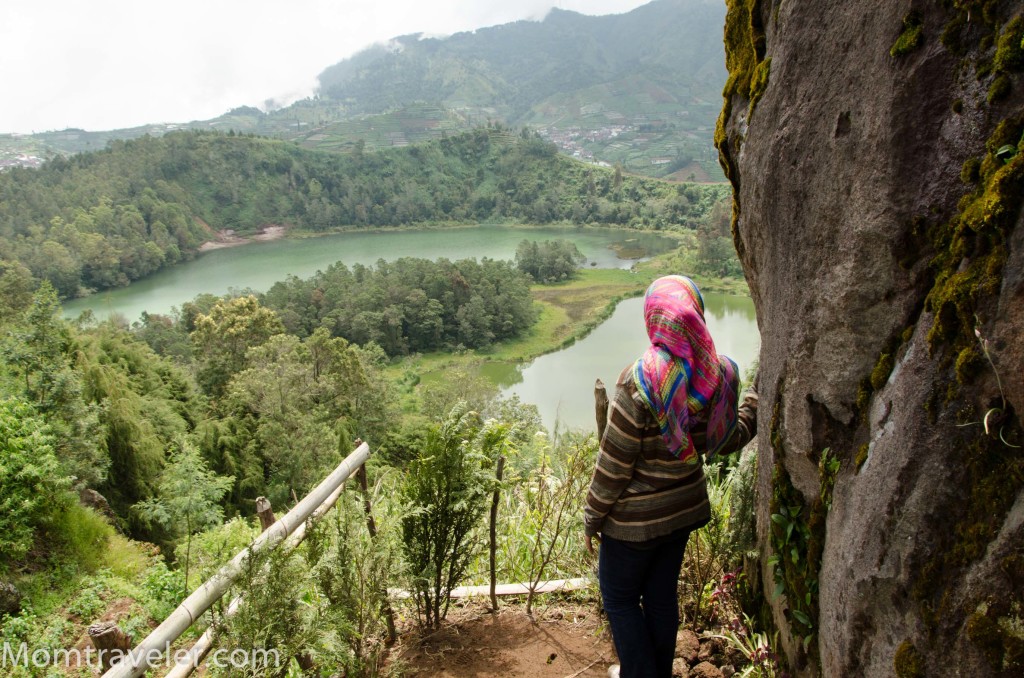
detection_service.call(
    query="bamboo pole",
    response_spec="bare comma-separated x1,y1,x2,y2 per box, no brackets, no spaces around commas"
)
103,442,371,678
389,578,591,600
163,465,357,678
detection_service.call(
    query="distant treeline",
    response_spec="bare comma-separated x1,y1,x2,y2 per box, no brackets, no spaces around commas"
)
0,128,727,298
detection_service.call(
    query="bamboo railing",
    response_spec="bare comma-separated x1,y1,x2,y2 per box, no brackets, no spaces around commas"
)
100,441,371,678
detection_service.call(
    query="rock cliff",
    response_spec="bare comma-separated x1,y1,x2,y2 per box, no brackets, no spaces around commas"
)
717,1,1024,675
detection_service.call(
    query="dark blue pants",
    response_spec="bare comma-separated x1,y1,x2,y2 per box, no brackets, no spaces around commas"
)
598,531,690,678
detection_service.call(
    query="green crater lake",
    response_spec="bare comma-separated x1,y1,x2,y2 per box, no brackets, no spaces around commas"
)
62,224,759,433
62,225,678,322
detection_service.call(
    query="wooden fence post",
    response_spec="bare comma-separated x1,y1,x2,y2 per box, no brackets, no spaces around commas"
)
355,458,398,645
489,455,506,612
255,496,276,532
89,622,132,671
595,379,609,442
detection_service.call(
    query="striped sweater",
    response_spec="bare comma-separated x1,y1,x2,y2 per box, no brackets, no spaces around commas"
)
584,367,758,542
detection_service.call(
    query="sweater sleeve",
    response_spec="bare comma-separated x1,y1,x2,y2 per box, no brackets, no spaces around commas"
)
715,387,759,457
584,383,644,537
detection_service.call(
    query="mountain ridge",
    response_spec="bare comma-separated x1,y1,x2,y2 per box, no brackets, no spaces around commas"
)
2,0,726,180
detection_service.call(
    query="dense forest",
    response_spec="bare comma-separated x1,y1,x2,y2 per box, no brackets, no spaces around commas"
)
261,257,537,356
0,128,726,299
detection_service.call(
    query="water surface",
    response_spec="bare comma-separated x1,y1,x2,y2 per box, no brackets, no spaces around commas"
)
63,225,677,322
484,294,759,433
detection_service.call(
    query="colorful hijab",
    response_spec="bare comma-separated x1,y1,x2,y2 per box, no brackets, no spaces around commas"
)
632,275,740,463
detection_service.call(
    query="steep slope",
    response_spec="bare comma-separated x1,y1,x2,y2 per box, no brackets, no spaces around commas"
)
718,0,1023,675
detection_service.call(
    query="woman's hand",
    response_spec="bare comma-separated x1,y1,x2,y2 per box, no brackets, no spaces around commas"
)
585,534,599,555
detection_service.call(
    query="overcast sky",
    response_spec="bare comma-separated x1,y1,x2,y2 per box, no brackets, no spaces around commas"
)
0,0,654,134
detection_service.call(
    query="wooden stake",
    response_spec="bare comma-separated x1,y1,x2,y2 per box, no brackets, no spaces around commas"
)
595,379,609,442
255,496,276,532
489,455,506,612
88,622,132,671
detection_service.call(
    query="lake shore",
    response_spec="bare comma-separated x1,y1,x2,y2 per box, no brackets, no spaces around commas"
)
198,224,287,251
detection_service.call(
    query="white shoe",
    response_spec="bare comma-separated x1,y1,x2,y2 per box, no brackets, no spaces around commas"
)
607,665,620,678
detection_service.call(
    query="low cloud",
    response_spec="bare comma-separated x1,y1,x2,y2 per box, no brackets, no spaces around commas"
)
0,0,650,133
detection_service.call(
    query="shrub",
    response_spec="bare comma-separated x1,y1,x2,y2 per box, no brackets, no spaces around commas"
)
400,404,496,628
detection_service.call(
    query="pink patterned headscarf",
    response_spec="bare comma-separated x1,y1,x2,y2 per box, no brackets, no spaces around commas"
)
632,275,740,462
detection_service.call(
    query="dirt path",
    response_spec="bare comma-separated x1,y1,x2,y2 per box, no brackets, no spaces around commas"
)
394,604,615,677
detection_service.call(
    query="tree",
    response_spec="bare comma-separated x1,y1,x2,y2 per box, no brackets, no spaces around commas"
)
0,397,70,569
190,295,284,397
695,199,742,277
134,438,234,594
2,283,106,488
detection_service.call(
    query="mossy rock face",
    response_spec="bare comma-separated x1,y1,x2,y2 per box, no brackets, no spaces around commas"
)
993,16,1024,72
894,640,925,678
719,0,1024,675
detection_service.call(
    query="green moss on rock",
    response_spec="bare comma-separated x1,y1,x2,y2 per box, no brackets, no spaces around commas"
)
854,443,869,471
954,344,983,383
988,74,1012,103
993,15,1024,72
716,0,767,234
961,156,982,184
966,610,1006,669
870,353,896,391
891,12,924,57
926,113,1024,356
894,640,925,678
750,57,773,112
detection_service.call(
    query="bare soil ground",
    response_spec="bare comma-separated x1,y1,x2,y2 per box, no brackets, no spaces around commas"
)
392,602,615,677
198,225,286,251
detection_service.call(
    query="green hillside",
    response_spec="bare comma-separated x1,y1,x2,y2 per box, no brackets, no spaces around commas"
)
0,128,724,298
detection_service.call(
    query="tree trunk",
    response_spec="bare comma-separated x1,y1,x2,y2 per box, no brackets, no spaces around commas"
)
88,622,132,671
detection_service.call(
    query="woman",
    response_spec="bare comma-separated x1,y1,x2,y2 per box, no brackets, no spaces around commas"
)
584,275,758,678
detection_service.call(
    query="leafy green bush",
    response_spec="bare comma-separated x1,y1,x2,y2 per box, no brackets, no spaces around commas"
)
210,547,315,677
141,560,186,621
681,462,738,625
306,488,400,676
179,517,259,585
0,397,72,570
